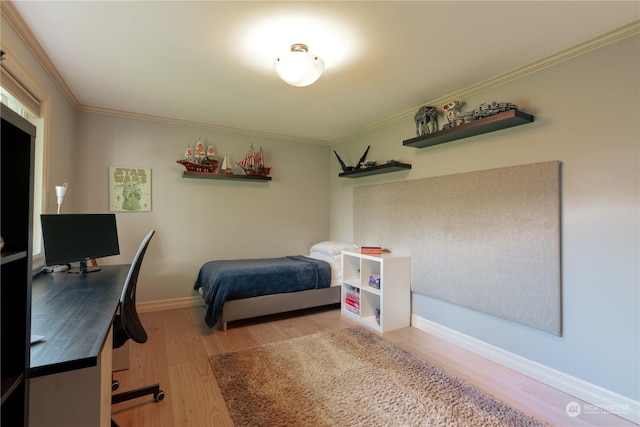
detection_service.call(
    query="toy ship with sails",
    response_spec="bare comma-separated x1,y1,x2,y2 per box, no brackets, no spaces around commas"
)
177,139,271,177
176,138,219,172
236,144,271,176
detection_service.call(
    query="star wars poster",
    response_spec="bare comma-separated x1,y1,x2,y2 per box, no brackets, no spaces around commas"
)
109,167,152,212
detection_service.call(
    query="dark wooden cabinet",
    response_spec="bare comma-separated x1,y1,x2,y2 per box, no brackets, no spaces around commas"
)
1,104,35,427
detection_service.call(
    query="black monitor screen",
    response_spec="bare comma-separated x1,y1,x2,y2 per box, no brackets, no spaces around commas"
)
41,214,120,273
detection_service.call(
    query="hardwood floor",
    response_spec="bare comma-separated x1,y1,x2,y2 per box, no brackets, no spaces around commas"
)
111,306,636,426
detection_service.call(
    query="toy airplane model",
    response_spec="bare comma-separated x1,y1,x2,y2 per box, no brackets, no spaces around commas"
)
334,146,370,173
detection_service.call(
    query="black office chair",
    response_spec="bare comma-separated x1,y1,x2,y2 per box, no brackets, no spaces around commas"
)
111,230,164,426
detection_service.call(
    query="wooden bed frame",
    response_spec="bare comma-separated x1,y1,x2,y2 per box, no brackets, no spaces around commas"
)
215,286,341,331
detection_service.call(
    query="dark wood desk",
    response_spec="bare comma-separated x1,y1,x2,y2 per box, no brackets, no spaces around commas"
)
29,264,129,427
30,264,129,377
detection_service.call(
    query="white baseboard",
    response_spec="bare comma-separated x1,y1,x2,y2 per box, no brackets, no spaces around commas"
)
136,296,204,314
411,315,639,425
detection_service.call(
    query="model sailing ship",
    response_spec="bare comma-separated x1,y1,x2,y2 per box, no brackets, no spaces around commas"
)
237,144,271,176
219,154,233,174
177,139,271,177
176,138,219,172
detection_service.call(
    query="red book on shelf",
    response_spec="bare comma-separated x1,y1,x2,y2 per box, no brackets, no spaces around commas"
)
361,246,382,254
344,299,360,309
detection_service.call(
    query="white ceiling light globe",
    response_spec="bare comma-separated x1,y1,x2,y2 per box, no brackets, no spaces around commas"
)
274,44,325,87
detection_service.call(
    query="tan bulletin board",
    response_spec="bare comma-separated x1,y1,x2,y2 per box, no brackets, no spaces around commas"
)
354,161,562,335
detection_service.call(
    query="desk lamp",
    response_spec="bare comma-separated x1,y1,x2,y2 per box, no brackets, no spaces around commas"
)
44,183,69,272
56,182,67,214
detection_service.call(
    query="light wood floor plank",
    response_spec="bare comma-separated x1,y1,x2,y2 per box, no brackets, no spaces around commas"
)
168,362,231,427
111,306,637,427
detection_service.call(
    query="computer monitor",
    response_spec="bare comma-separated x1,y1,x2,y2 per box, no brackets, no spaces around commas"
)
41,213,120,274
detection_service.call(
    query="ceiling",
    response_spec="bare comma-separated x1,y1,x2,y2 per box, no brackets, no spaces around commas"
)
7,1,639,143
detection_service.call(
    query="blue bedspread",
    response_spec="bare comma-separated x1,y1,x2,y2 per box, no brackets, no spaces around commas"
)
194,256,331,328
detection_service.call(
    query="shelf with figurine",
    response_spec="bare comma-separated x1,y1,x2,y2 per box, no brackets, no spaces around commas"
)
335,146,412,178
403,101,534,149
338,160,411,178
177,140,272,181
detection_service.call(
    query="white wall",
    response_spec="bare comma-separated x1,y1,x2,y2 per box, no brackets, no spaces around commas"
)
330,35,639,401
74,112,331,303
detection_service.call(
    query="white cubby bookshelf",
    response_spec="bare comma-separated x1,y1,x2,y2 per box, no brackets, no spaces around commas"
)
340,251,410,332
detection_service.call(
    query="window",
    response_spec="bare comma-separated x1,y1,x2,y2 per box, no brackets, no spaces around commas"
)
1,84,46,269
2,48,53,272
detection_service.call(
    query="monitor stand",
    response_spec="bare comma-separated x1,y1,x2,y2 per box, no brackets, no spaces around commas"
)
68,259,101,274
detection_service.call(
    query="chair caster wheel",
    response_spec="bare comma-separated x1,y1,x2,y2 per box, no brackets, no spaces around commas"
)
112,380,120,391
154,390,165,402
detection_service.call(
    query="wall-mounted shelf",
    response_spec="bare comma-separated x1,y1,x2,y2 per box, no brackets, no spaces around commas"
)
403,109,534,149
1,251,28,265
339,161,411,178
182,171,271,181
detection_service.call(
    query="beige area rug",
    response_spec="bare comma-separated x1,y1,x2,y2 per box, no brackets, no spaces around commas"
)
210,326,548,427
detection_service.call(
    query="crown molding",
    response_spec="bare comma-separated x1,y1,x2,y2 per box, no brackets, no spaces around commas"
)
1,0,81,108
78,104,330,145
331,19,640,146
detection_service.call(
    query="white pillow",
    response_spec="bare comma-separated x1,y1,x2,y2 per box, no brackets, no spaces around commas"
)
307,252,343,287
308,251,335,262
310,241,358,256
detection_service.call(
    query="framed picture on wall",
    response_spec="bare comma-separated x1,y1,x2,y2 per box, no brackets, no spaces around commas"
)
109,166,152,212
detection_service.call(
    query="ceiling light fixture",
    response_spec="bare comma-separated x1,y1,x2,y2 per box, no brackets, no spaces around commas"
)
274,44,325,87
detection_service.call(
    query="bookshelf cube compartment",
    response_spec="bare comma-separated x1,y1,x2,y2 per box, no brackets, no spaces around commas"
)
340,251,410,332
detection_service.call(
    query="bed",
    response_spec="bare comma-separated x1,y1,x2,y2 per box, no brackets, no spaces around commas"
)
194,241,357,330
